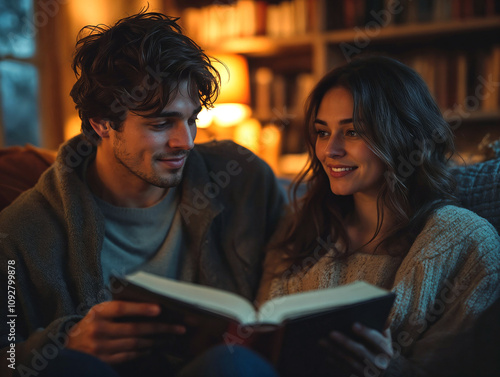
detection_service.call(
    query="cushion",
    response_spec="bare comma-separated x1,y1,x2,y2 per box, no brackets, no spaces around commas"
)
452,157,500,234
0,145,56,212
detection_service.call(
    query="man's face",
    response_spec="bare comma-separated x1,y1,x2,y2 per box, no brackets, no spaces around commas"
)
108,81,201,190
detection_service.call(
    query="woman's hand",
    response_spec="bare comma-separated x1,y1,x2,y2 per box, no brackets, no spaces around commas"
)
320,322,393,376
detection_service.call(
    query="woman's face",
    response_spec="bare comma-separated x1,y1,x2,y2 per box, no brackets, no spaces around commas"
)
314,87,386,199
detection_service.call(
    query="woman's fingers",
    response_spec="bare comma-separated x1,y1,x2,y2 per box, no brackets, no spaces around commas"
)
351,322,394,356
319,337,365,374
323,324,394,373
330,330,373,363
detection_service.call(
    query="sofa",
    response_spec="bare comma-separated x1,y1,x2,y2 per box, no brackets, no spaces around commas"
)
0,145,56,211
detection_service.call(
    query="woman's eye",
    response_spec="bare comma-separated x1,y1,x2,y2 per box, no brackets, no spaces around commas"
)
346,130,358,137
316,130,329,138
188,117,198,126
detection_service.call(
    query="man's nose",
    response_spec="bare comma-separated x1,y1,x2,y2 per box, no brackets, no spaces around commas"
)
168,121,195,150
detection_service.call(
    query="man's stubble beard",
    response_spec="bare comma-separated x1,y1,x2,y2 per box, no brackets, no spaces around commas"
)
112,139,187,189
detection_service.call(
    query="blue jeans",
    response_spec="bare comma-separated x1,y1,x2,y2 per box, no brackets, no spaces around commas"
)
177,344,278,377
33,345,278,377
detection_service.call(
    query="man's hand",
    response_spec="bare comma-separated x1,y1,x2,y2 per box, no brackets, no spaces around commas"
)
66,301,186,364
320,322,393,376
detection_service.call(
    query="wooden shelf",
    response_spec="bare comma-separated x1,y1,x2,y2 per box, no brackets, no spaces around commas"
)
445,111,500,124
203,16,500,55
323,16,500,44
204,34,315,56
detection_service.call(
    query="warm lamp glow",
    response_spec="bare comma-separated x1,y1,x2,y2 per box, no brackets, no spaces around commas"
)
210,104,252,128
259,125,282,173
68,1,116,32
279,153,309,176
234,118,262,153
65,115,82,140
212,54,250,105
196,108,214,129
209,53,252,128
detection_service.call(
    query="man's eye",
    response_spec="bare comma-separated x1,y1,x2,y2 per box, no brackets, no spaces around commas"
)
151,124,166,129
150,121,172,129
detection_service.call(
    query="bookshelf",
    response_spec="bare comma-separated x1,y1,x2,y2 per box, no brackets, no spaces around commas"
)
172,0,500,167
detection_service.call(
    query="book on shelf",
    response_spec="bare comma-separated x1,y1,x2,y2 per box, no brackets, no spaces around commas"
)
434,52,449,110
112,271,395,375
482,45,500,112
445,52,459,110
455,51,468,108
343,0,358,28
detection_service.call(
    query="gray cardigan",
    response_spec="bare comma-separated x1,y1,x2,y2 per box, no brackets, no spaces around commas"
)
0,135,285,375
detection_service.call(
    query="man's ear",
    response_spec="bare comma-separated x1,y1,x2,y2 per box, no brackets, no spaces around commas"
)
89,118,111,138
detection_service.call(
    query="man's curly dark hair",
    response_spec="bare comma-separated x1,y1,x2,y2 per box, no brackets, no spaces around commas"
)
70,9,220,142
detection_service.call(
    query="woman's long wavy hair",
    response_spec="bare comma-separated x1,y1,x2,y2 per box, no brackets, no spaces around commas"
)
70,9,220,143
277,56,457,264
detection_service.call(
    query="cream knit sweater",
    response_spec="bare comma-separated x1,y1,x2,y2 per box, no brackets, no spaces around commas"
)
260,205,500,375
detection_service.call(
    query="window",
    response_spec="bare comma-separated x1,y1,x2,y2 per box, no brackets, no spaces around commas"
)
0,0,40,147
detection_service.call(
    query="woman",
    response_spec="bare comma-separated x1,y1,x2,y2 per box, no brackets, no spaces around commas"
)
257,56,500,376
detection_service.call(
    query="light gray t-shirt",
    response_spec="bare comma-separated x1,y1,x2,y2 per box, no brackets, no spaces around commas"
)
94,188,186,284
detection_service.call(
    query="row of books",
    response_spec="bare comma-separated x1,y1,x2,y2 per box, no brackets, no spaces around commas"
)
252,68,315,122
252,46,500,128
181,0,313,46
252,68,315,154
405,46,500,114
181,0,500,46
246,47,499,156
328,0,500,30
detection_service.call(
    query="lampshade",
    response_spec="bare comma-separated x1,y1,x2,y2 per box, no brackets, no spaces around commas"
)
212,53,250,105
209,53,252,127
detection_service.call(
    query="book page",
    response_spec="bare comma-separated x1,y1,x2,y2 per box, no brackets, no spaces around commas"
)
124,271,258,324
257,281,389,323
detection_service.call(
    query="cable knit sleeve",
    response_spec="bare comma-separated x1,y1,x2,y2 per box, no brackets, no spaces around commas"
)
384,205,500,376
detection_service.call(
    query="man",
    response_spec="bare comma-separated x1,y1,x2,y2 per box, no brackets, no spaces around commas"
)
0,11,284,376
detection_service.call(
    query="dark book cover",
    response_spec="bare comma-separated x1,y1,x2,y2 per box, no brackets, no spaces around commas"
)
275,293,395,376
112,273,395,370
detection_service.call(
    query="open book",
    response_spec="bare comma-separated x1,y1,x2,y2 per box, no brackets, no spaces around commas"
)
112,271,395,375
